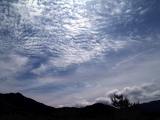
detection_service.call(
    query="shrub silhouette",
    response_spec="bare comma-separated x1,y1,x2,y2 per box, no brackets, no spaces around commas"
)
110,94,132,109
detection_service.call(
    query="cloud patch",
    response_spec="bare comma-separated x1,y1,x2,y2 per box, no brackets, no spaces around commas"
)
106,83,160,103
0,54,28,80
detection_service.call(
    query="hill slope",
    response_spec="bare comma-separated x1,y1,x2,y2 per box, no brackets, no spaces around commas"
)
0,93,160,120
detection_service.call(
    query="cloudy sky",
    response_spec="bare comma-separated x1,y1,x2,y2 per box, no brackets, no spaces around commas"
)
0,0,160,107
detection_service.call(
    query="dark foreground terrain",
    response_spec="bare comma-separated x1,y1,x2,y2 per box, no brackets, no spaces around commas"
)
0,93,160,120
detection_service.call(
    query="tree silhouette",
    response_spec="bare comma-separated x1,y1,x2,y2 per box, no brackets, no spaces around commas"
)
110,94,132,109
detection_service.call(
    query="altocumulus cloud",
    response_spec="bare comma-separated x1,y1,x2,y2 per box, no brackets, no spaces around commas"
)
0,0,160,107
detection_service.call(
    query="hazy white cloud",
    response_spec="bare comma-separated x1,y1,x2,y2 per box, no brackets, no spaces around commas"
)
105,83,160,103
0,54,28,79
13,47,160,107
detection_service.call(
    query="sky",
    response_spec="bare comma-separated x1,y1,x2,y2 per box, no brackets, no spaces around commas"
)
0,0,160,107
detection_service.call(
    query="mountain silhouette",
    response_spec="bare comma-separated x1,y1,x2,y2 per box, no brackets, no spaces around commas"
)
0,93,160,120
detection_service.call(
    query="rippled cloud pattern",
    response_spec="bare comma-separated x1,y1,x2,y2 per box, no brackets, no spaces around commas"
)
0,0,160,106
